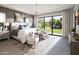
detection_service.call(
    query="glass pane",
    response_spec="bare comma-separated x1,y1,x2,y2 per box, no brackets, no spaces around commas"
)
0,13,6,22
38,17,44,30
45,17,52,34
53,16,62,35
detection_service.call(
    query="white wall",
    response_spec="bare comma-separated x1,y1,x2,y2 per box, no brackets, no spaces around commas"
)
34,15,38,28
62,9,70,38
61,9,74,38
69,9,74,31
39,11,62,17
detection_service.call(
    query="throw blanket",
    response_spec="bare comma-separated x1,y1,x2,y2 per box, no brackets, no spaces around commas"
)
17,30,28,44
17,28,36,44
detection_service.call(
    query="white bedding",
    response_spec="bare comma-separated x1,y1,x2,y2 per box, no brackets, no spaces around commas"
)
17,28,36,44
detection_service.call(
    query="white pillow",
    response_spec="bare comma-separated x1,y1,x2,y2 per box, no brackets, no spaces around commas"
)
12,23,19,30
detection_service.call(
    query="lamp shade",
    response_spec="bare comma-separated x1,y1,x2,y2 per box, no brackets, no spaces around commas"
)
75,10,78,17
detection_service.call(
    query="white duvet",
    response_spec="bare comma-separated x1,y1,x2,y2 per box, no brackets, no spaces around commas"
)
17,28,36,44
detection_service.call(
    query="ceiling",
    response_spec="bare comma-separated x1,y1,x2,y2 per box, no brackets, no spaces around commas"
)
0,4,76,15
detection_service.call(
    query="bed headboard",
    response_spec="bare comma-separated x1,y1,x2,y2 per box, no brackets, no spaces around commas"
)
11,22,27,36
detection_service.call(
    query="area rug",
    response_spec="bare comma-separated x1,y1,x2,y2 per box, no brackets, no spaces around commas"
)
0,39,32,55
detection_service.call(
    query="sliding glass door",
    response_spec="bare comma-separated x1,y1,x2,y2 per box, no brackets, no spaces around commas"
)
44,17,52,34
53,16,62,36
38,17,45,30
38,15,62,36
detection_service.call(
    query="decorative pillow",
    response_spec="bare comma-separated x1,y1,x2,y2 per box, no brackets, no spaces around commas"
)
24,25,27,27
12,25,19,30
12,29,19,36
28,32,33,37
12,23,19,30
19,25,22,30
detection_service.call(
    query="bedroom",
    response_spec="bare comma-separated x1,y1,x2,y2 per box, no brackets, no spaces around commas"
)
0,4,78,55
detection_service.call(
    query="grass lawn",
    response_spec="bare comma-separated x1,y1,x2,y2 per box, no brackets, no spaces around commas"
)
53,29,62,34
45,27,62,34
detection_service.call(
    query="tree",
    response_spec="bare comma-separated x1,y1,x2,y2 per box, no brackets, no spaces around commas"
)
49,18,57,28
38,20,45,29
56,20,61,25
49,18,57,25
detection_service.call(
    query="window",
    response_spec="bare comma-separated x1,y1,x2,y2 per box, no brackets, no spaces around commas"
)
45,17,52,34
0,13,6,22
38,17,45,30
53,16,62,35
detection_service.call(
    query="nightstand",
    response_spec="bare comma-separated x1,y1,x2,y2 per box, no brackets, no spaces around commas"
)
0,30,10,40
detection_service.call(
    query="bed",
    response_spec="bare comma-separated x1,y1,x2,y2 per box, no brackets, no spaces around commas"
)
11,23,37,44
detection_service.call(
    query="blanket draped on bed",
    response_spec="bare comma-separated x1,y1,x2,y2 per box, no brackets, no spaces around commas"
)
17,28,36,44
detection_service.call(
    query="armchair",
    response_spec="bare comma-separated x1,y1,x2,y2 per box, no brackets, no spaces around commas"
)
26,32,39,48
36,30,49,40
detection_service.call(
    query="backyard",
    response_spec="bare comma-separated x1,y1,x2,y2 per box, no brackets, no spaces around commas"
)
45,27,62,34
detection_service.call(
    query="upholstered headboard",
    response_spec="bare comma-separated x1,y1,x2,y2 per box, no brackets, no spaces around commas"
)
11,22,27,36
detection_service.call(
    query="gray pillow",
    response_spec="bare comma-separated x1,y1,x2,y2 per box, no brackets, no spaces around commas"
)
12,29,19,36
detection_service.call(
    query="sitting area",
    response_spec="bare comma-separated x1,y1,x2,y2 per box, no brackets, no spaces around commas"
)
26,30,49,48
26,32,39,48
35,30,49,40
